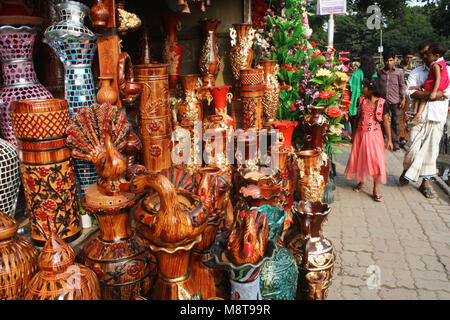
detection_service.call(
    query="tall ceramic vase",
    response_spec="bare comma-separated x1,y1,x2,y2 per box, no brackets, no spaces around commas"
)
303,106,330,185
0,138,21,217
288,201,335,300
0,210,38,300
134,63,172,173
10,98,81,246
240,68,263,130
260,60,280,125
162,14,183,91
296,149,325,202
199,19,220,87
208,85,234,130
178,74,203,123
270,120,298,151
0,25,52,146
43,0,98,198
253,205,298,300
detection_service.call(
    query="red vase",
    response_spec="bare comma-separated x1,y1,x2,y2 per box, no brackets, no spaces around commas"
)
270,120,298,150
162,14,182,90
208,85,234,130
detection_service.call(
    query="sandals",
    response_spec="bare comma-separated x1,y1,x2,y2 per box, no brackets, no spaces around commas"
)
373,193,384,202
419,185,435,199
399,171,409,186
353,183,363,192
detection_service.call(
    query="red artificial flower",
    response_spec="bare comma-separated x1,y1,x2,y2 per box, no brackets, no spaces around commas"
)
281,84,291,90
299,86,305,93
289,104,296,111
319,90,335,99
339,51,350,55
312,52,324,58
310,41,317,47
339,57,350,62
293,67,298,72
327,107,344,117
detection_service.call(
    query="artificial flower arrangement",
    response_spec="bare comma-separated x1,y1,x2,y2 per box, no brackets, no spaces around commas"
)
253,0,352,156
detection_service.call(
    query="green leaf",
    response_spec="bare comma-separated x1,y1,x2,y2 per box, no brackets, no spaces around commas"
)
332,149,343,154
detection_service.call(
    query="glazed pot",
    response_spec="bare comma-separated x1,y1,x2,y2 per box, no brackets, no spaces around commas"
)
0,138,20,217
296,149,325,202
240,68,263,130
0,210,38,300
288,201,335,300
253,205,298,300
259,60,280,124
162,14,182,90
240,183,282,208
10,98,81,246
178,74,203,123
270,120,298,151
207,85,234,130
199,19,220,87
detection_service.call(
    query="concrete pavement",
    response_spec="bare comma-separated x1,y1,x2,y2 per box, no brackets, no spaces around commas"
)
324,144,450,300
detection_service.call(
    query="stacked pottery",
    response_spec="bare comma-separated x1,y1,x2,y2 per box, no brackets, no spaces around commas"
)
127,173,208,300
296,149,325,202
240,68,264,130
288,201,335,300
162,14,183,91
66,104,157,300
134,63,172,173
0,138,21,217
254,205,298,300
260,60,280,125
199,18,220,88
43,0,98,198
10,98,80,246
0,210,38,300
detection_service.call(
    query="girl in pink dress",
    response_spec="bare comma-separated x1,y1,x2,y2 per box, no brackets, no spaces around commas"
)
345,78,394,201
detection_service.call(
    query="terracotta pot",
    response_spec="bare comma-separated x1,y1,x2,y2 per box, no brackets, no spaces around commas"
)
24,231,101,300
97,76,118,105
10,98,81,246
208,85,234,130
240,68,263,130
162,14,182,90
199,19,220,87
0,210,38,300
260,60,280,124
178,74,203,123
270,120,298,151
129,173,208,300
288,201,335,300
240,183,281,208
296,149,325,202
134,63,172,173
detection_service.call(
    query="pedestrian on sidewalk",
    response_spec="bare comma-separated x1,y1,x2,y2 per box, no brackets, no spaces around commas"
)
377,51,406,151
345,77,394,202
348,54,378,134
399,40,450,199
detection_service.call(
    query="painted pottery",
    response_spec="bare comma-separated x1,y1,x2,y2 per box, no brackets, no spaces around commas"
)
240,68,263,130
289,201,335,300
259,60,280,124
0,210,38,300
178,74,203,123
199,18,220,87
207,85,234,130
296,149,325,202
270,120,298,151
162,14,182,90
0,138,20,217
10,98,80,246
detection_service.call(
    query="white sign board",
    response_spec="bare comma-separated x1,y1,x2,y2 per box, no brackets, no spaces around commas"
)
317,0,347,15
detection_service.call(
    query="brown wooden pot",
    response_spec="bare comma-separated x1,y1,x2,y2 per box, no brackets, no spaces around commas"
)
178,74,203,123
10,98,81,246
0,210,38,300
240,68,263,130
134,63,172,173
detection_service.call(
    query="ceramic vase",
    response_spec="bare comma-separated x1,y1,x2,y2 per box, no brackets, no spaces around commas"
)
178,74,203,123
134,63,172,173
0,210,38,300
270,120,298,151
260,60,280,124
199,18,220,87
43,0,98,198
162,14,182,91
288,201,335,300
208,85,234,130
240,68,263,130
0,138,20,217
0,25,53,146
10,98,81,246
296,149,325,202
253,205,298,300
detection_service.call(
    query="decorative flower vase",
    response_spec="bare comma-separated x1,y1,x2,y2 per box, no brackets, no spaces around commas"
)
178,74,203,123
296,149,325,202
270,120,298,151
134,63,172,173
43,0,98,198
24,230,101,300
208,85,235,130
240,68,263,130
162,14,183,91
10,98,81,246
0,210,38,300
303,106,330,185
97,76,118,105
0,138,21,217
288,201,335,300
259,60,280,124
253,205,298,300
199,19,220,87
128,173,208,300
0,25,53,146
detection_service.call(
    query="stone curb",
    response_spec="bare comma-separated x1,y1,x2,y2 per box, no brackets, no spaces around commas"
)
434,175,450,199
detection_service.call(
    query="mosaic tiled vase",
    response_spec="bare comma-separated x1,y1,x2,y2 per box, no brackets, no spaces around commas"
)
43,0,97,198
0,138,21,217
0,25,53,146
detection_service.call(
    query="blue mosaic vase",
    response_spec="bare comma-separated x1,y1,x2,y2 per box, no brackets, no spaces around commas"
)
43,0,98,198
252,205,298,300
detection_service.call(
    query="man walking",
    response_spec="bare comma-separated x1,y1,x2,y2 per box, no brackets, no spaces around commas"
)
377,51,406,151
399,40,450,198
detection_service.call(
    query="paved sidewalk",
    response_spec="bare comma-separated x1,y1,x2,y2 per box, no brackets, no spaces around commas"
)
324,144,450,300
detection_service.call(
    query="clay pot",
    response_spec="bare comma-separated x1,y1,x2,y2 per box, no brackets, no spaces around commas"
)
178,74,203,123
260,60,280,124
240,68,263,130
229,23,255,92
270,120,298,151
0,210,38,300
296,149,325,202
97,76,118,105
199,19,220,87
208,85,234,130
288,201,335,300
162,14,182,90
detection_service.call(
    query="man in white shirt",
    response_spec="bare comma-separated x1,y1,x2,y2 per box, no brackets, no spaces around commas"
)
399,40,450,198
